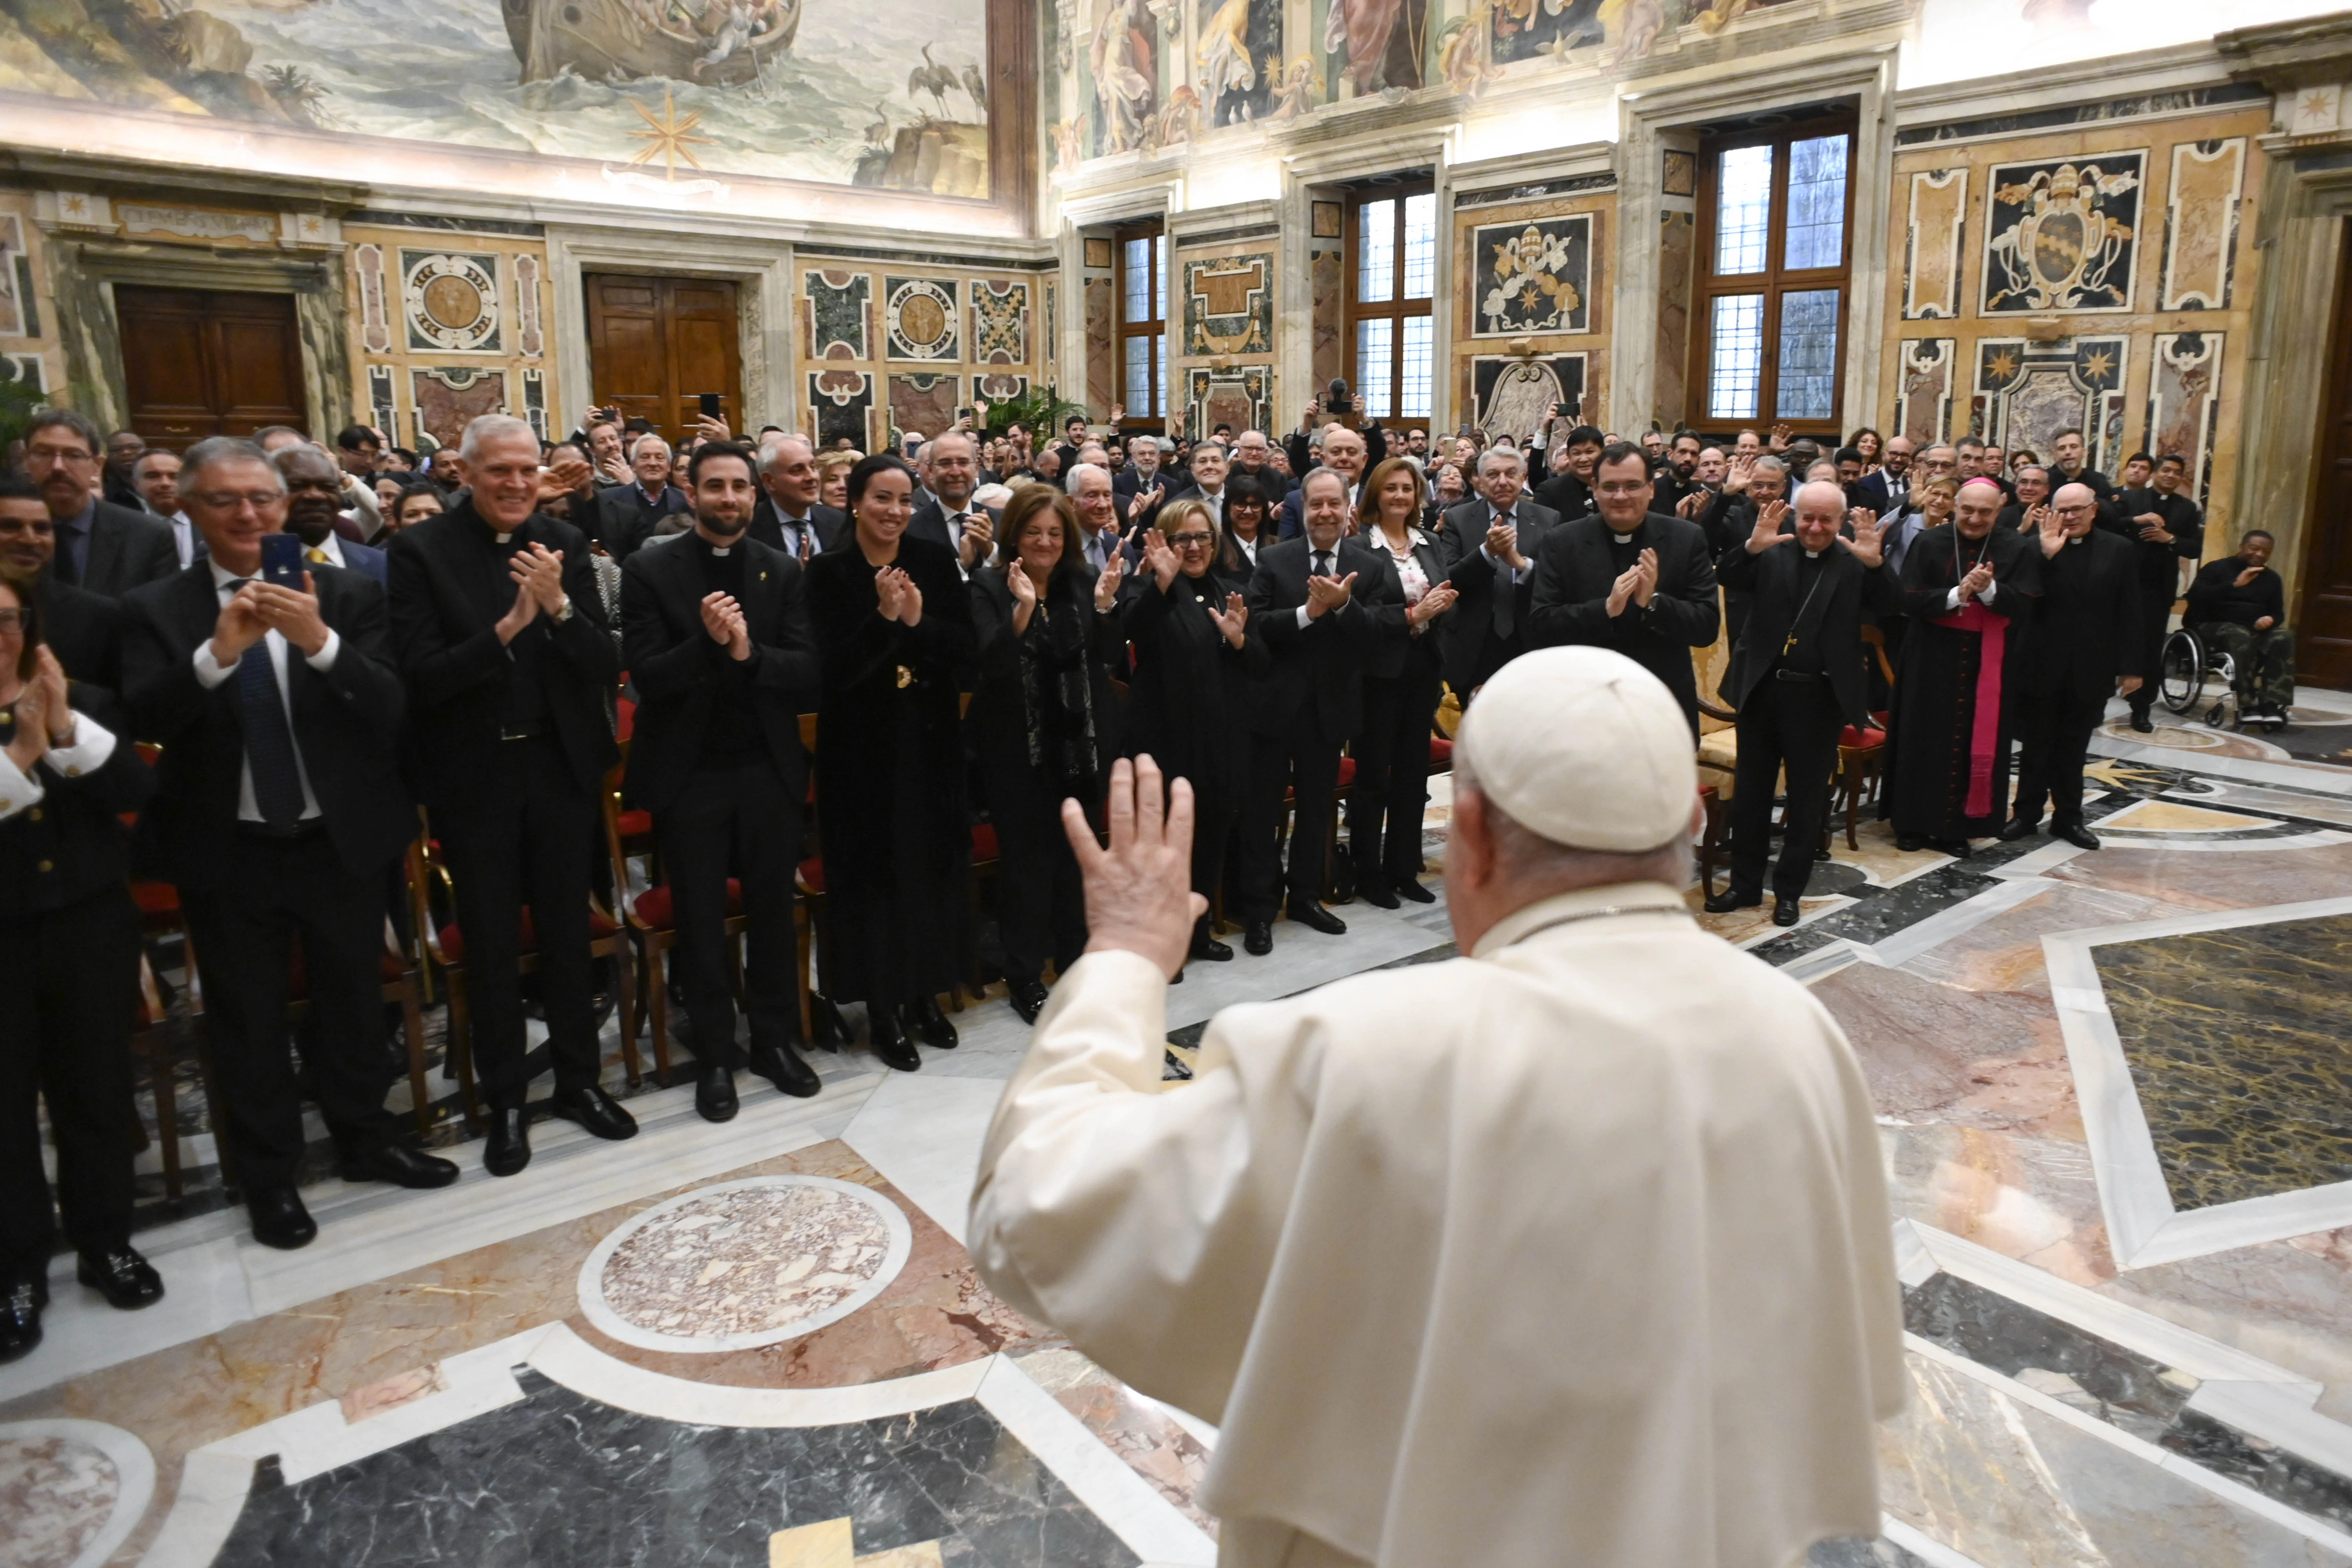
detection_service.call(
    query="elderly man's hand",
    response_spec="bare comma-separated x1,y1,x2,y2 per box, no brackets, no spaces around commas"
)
1065,755,1204,981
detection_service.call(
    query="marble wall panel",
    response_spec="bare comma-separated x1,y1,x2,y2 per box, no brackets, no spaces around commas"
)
401,248,503,354
885,277,961,363
1902,168,1967,321
1896,338,1956,446
1180,252,1274,356
1971,336,2128,473
1450,190,1610,430
1981,151,2146,315
411,366,507,451
971,278,1030,365
2148,331,2223,502
1185,365,1269,437
805,270,873,361
1309,249,1343,392
1469,214,1591,337
793,260,1041,442
1084,276,1116,411
2160,138,2245,312
887,372,962,442
1653,211,1693,429
353,242,391,355
343,221,548,454
809,369,876,450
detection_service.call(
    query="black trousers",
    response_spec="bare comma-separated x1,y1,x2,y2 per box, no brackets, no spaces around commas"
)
1239,722,1343,921
1730,676,1844,900
1191,781,1238,933
991,775,1088,989
0,888,142,1279
2126,579,2172,717
435,735,602,1111
655,761,803,1067
2013,686,2109,829
181,831,402,1192
1348,659,1441,891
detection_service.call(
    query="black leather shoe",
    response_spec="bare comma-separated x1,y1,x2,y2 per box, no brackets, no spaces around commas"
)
1287,901,1347,936
550,1084,639,1142
809,994,849,1053
1703,889,1761,914
696,1064,739,1123
1931,838,1974,859
340,1142,461,1189
78,1246,164,1309
247,1187,318,1250
1188,933,1233,963
1997,817,2039,842
1772,896,1802,927
901,995,960,1049
2055,823,2101,851
483,1110,531,1177
1895,834,1927,852
869,1009,922,1072
2130,711,2154,733
1394,878,1435,904
1359,881,1401,910
1009,980,1050,1023
748,1043,821,1098
0,1280,41,1363
1243,921,1273,955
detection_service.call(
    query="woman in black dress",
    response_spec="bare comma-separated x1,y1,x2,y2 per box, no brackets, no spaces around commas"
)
1121,496,1266,963
1212,472,1273,581
806,455,976,1071
1348,457,1459,906
968,485,1124,1024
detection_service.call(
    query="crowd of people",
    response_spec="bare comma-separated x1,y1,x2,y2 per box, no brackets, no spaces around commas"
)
0,394,2290,1364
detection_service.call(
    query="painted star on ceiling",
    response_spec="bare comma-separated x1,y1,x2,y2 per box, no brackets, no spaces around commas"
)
628,87,715,181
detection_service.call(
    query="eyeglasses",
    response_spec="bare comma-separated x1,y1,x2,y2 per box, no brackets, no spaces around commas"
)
25,443,93,466
1167,531,1214,546
193,490,286,509
0,609,25,633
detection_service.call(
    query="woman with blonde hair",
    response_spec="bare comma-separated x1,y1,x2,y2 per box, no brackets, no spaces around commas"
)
814,449,858,512
1348,457,1458,906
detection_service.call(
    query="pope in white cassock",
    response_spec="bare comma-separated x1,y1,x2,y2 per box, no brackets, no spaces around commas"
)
969,646,1904,1568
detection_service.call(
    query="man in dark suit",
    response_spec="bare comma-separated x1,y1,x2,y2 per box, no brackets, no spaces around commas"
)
1437,446,1562,702
587,433,690,560
749,434,846,561
387,414,635,1177
1526,443,1721,734
1853,435,1915,519
2103,451,2203,733
26,411,177,600
2001,484,2144,851
1238,468,1399,953
1230,429,1298,499
276,445,388,584
2045,427,2114,503
122,438,458,1251
1705,483,1897,925
622,444,822,1120
908,431,999,570
1532,424,1604,521
1277,422,1374,539
0,480,122,696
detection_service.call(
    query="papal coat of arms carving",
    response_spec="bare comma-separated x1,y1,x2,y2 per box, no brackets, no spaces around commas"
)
1982,154,2143,314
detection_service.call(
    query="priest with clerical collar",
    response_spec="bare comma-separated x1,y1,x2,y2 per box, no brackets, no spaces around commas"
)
970,646,1904,1568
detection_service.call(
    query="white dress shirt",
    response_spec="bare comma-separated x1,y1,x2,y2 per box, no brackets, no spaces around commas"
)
190,560,340,823
1476,499,1531,583
0,712,118,820
170,511,197,568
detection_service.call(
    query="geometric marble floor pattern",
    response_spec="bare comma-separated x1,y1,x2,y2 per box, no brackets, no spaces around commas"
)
11,714,2352,1566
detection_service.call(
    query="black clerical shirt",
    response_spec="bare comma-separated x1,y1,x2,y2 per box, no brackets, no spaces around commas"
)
489,525,551,736
1773,549,1832,678
690,533,768,772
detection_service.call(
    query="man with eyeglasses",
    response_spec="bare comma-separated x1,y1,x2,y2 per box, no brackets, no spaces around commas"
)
1437,446,1561,703
0,475,122,697
1526,442,1720,735
24,410,177,600
121,437,459,1251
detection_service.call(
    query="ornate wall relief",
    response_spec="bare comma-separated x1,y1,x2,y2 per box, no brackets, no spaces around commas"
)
2148,331,2223,501
1185,364,1270,435
402,250,503,354
972,278,1030,363
1902,169,1967,321
1894,338,1955,446
1981,153,2144,314
1471,216,1591,337
1182,254,1273,355
1971,336,2128,472
886,277,961,362
2159,139,2244,312
805,271,873,361
1471,354,1585,443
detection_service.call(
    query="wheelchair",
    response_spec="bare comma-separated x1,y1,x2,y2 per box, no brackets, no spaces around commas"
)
2159,624,2283,732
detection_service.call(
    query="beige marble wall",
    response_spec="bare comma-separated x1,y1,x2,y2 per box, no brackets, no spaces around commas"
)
793,257,1046,452
1450,189,1614,443
343,222,554,452
1172,240,1277,438
1876,105,2271,557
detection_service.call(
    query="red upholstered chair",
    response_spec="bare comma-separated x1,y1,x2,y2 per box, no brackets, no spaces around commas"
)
594,768,722,1091
127,953,187,1204
1829,627,1899,850
286,908,437,1143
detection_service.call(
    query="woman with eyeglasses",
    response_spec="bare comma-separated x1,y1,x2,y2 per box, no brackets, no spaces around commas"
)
1212,471,1272,581
806,454,978,1071
1120,496,1266,964
1348,458,1459,906
0,562,162,1363
968,485,1123,1024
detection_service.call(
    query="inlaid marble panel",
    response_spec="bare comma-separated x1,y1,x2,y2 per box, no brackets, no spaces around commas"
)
972,278,1030,364
1972,336,2128,476
806,270,873,361
1981,152,2145,315
2149,331,2223,503
1470,215,1591,336
2161,138,2245,312
1895,338,1954,446
1902,169,1967,321
1083,276,1115,410
581,1176,912,1354
2094,913,2352,1212
887,373,961,443
0,1433,119,1568
1653,210,1692,427
810,369,875,450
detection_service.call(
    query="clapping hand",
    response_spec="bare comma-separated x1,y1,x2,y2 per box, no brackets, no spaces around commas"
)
1745,498,1792,554
959,512,995,569
1206,590,1249,646
1845,512,1887,567
1483,517,1524,570
1676,488,1707,519
1605,561,1643,617
1093,551,1125,611
2021,502,2051,535
700,591,751,659
1956,561,1995,602
1631,547,1660,608
1125,481,1164,523
874,566,922,626
1410,581,1459,629
6,653,53,772
1304,568,1356,620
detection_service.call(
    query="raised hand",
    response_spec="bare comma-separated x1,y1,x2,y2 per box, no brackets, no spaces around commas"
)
2037,504,2067,559
1727,454,1757,490
1305,569,1356,619
1845,511,1886,567
2235,565,2263,588
1093,550,1126,611
1063,754,1205,981
695,413,732,444
250,572,332,658
1746,499,1792,554
1007,560,1038,612
209,582,271,664
32,647,72,743
1142,527,1179,589
1207,590,1249,646
538,457,592,501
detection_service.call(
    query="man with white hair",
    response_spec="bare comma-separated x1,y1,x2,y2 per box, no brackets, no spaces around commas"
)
1278,422,1370,539
589,431,689,559
1066,462,1126,575
1438,444,1561,701
749,433,844,559
910,430,996,570
971,648,1902,1568
1231,428,1297,496
386,414,639,1177
1707,481,1893,925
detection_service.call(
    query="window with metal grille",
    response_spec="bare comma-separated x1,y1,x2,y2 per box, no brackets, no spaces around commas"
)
1346,185,1436,430
1116,223,1167,424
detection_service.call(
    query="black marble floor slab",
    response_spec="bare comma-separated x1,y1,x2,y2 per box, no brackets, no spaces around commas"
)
211,1370,1140,1568
1808,1538,1930,1567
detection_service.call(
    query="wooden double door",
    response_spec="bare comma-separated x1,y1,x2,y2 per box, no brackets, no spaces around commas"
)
115,285,307,450
583,273,743,449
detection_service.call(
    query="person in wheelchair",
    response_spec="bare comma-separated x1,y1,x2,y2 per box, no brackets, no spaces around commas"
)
2186,530,2292,725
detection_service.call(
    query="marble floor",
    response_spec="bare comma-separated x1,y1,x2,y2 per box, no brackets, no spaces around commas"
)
11,693,2352,1566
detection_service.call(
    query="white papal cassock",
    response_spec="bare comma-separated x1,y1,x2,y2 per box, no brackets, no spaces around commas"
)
970,880,1904,1568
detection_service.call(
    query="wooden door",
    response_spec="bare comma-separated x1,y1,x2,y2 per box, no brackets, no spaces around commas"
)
2303,223,2352,690
583,273,743,448
114,286,307,450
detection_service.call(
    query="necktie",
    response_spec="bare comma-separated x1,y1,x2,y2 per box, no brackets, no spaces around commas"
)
1493,512,1517,639
52,526,80,586
306,546,330,565
1312,550,1331,578
230,592,306,829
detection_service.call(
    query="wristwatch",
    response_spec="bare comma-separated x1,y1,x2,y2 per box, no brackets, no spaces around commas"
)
552,596,575,625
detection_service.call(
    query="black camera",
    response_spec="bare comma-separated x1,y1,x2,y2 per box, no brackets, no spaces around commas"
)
1325,378,1354,417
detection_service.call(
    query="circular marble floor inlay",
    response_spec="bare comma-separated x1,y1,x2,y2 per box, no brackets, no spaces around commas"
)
579,1175,913,1354
0,1420,155,1568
